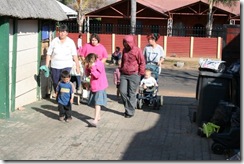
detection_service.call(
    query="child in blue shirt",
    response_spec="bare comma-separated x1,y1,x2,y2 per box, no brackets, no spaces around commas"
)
56,70,75,122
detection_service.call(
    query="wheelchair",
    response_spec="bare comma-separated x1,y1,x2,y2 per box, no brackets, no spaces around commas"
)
136,64,163,110
136,86,163,110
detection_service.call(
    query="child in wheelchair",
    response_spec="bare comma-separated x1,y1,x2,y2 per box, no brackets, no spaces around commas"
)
137,68,160,108
139,68,158,93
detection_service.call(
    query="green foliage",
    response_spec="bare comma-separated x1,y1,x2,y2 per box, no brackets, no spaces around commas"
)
60,0,109,13
208,0,238,7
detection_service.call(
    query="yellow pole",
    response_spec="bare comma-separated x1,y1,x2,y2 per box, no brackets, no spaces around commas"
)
190,37,194,58
164,36,167,57
217,37,222,59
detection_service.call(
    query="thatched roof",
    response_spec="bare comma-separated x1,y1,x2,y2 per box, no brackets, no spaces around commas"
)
0,0,68,21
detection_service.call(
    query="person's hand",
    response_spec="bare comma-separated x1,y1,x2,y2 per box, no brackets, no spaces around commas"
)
76,66,80,74
70,98,73,104
84,62,90,68
88,62,95,68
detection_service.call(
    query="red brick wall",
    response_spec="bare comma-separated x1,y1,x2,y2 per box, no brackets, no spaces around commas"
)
100,34,112,54
193,37,218,58
167,37,191,57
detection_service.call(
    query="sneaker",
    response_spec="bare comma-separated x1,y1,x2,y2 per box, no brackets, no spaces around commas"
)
124,113,133,118
59,116,65,122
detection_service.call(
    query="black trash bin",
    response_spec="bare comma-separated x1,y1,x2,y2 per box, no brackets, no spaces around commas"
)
233,74,240,107
195,71,234,127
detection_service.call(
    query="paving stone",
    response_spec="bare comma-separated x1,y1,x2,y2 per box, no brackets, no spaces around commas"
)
0,65,227,161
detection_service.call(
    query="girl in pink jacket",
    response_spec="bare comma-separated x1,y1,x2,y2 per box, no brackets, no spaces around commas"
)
84,53,108,127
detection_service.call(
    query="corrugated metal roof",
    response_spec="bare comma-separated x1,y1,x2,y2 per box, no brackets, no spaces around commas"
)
86,0,240,16
0,0,68,21
139,0,240,15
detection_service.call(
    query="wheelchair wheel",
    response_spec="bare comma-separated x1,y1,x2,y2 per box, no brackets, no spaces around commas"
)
137,99,143,109
211,142,226,155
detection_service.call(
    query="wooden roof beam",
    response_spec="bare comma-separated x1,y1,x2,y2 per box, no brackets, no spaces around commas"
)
187,6,198,14
200,8,209,15
110,6,127,17
136,7,146,14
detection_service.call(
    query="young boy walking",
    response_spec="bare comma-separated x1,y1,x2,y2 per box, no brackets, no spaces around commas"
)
56,70,75,122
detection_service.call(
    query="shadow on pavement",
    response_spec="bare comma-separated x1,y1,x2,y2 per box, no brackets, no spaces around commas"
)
120,95,225,160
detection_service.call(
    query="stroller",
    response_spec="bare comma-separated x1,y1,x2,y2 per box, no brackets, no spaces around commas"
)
136,65,163,110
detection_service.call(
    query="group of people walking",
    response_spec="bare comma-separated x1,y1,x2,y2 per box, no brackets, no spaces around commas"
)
45,24,165,127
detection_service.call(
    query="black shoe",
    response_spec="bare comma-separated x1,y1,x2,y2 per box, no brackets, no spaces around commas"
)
124,113,133,118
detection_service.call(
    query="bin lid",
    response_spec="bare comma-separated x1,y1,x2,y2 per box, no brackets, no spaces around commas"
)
199,71,233,79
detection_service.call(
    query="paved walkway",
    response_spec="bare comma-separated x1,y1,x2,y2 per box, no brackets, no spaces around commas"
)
0,65,228,161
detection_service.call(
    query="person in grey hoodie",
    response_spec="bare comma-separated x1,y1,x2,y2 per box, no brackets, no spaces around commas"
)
119,35,145,118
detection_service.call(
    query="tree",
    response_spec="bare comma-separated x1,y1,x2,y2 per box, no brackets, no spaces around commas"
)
72,0,107,34
206,0,237,37
76,0,86,34
130,0,136,34
59,0,112,34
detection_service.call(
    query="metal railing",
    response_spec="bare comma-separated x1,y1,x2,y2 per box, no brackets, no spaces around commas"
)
61,22,224,38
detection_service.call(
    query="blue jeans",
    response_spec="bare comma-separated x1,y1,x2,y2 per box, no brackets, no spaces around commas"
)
51,67,72,92
71,75,81,90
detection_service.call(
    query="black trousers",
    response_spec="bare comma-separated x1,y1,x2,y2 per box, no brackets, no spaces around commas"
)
58,103,72,119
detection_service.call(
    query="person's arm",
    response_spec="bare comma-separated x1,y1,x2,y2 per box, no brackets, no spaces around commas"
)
140,79,144,86
90,61,103,79
73,55,80,74
55,82,60,98
158,46,165,65
78,44,87,63
70,38,81,73
70,83,75,104
46,55,51,67
159,55,165,65
138,49,146,76
101,58,107,64
153,78,158,86
78,38,82,48
143,47,148,64
118,52,122,59
46,40,54,67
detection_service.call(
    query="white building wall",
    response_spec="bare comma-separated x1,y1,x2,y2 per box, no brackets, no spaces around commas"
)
9,19,13,108
15,20,39,109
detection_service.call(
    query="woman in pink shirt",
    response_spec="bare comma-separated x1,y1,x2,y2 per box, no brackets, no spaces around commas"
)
79,33,108,64
84,53,108,127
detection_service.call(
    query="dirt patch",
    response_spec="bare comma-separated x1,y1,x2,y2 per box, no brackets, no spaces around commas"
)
162,57,200,70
